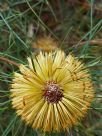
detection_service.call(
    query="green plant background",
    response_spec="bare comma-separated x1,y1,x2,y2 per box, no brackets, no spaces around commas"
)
0,0,102,136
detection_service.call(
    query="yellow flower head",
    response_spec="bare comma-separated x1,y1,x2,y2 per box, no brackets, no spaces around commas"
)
32,36,58,52
10,50,94,132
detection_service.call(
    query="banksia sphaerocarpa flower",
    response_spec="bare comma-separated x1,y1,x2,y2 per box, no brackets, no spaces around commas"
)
10,50,94,132
32,36,58,52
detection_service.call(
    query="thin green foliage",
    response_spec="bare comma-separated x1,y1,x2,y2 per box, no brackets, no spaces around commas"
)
0,0,102,136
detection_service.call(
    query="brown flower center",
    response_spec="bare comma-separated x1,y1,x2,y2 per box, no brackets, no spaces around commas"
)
43,81,63,103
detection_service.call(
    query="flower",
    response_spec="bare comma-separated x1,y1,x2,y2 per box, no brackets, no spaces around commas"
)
10,50,94,132
32,36,58,52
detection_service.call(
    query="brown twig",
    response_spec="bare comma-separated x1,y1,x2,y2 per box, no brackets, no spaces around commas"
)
74,39,102,47
65,39,102,48
0,57,20,67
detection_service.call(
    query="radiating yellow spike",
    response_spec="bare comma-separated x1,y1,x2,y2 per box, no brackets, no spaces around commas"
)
10,49,94,132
